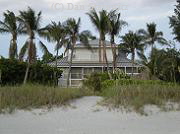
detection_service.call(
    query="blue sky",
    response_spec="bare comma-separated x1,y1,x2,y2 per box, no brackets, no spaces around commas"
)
0,0,178,58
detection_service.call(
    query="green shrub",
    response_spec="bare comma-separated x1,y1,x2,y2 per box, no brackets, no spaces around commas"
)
0,59,62,85
112,68,130,80
102,79,174,89
83,72,109,92
83,73,101,92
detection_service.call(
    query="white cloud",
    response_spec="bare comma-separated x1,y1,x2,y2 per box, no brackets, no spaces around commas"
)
0,0,177,57
126,10,174,21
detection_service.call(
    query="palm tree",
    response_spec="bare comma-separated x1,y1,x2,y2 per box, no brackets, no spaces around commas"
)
121,31,144,76
18,7,42,84
138,23,167,53
64,18,94,87
39,21,68,86
87,9,112,79
138,23,168,75
169,0,180,42
0,11,22,59
108,10,127,72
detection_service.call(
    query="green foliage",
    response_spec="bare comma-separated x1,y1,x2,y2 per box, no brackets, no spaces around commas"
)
0,10,21,59
0,59,62,85
0,84,89,113
83,73,101,93
83,71,131,92
101,83,180,114
83,72,109,93
42,54,63,64
112,68,130,80
148,48,180,82
102,79,173,89
169,0,180,42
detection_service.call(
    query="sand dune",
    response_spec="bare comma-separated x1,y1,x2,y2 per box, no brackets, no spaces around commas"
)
0,96,180,134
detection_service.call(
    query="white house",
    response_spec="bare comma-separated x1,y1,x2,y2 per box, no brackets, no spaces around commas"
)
48,39,143,87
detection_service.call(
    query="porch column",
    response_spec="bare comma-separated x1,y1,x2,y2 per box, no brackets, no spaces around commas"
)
136,67,138,74
69,72,71,86
82,68,84,79
125,67,127,74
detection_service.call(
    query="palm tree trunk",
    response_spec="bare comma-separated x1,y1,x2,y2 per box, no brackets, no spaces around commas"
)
102,40,112,79
172,64,176,83
67,39,75,87
0,69,2,86
151,44,156,75
23,58,30,84
110,36,116,74
99,35,102,63
131,51,135,76
23,37,33,84
54,47,59,87
9,35,17,59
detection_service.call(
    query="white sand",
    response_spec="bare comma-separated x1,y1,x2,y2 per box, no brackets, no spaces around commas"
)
0,96,180,134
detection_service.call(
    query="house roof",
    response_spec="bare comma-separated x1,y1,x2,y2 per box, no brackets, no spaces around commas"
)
47,56,143,68
76,39,113,48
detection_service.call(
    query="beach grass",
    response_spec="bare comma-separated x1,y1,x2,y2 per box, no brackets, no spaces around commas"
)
0,84,90,113
1,83,180,115
101,84,180,114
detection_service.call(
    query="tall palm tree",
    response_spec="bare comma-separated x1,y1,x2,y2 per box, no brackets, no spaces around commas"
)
18,7,42,84
87,9,112,79
40,21,68,86
64,18,94,87
0,11,22,59
169,0,180,42
138,23,167,53
108,10,127,72
121,31,144,76
138,23,168,74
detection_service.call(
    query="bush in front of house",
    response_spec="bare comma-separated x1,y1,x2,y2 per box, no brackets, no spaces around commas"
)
83,72,109,93
0,58,62,85
101,79,172,89
112,68,130,80
83,69,130,92
83,73,101,93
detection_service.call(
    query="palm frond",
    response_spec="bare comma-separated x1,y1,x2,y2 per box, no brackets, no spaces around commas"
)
0,27,9,33
86,8,100,31
39,41,51,55
19,41,28,61
137,51,148,65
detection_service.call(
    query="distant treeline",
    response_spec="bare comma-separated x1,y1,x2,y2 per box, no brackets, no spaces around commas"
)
0,59,62,85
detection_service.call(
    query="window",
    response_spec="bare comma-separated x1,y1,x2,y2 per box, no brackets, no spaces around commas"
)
71,73,82,79
126,67,138,73
94,68,102,73
84,68,93,74
119,67,125,72
71,68,82,74
126,67,132,73
83,68,93,78
71,80,82,86
71,68,82,79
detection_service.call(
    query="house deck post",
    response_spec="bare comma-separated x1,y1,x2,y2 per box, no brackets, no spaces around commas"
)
125,67,127,74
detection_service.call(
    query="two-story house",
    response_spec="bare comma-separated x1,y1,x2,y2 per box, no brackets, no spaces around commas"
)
48,39,142,87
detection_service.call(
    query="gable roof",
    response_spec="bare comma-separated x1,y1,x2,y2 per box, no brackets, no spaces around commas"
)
48,56,143,68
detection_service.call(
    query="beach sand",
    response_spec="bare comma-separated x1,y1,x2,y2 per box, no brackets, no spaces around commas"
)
0,96,180,134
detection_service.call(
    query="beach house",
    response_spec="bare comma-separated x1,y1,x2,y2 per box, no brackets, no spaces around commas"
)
48,39,142,86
